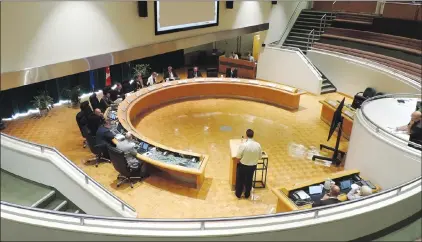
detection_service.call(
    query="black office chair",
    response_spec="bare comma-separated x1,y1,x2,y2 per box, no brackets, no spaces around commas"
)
85,134,110,167
351,87,377,109
375,92,386,96
187,67,193,78
107,146,141,188
89,93,100,111
206,68,218,77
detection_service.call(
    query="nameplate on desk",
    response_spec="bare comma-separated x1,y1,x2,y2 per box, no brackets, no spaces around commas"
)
266,83,277,88
249,80,259,84
178,80,188,84
343,110,354,118
327,100,338,107
229,78,240,82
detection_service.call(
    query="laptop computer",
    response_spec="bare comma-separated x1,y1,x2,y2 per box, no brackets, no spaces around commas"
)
340,180,352,190
309,185,323,195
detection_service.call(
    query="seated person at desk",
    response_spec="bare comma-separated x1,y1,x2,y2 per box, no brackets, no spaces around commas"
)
230,51,239,59
87,108,105,135
188,66,202,78
347,184,372,200
312,185,341,207
146,72,158,86
99,87,112,113
116,132,148,178
226,67,238,78
247,52,255,62
96,120,115,159
110,82,123,101
163,66,179,81
396,111,422,150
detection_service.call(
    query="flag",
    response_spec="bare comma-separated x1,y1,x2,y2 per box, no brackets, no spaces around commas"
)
105,66,111,86
89,70,95,91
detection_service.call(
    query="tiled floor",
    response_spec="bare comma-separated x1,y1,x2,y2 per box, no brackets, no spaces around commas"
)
3,88,351,218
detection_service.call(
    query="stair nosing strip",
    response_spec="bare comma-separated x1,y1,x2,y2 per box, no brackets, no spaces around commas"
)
30,190,56,208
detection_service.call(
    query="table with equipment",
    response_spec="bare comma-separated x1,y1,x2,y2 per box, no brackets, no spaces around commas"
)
271,169,381,212
320,99,355,140
218,56,257,79
229,139,269,191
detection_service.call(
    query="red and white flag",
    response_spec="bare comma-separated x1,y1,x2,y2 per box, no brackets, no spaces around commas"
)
105,66,111,86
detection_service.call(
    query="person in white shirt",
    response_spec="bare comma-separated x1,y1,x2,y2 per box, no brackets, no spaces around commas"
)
231,51,239,60
234,129,262,199
147,72,158,86
247,52,255,62
347,184,372,200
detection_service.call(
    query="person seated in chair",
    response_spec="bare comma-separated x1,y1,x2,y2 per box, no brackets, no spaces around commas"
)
226,67,238,78
147,72,158,86
96,120,115,159
116,132,148,178
347,184,372,201
163,66,179,81
312,185,341,207
110,82,123,101
76,101,92,147
396,111,422,150
247,52,255,62
87,108,105,135
99,87,112,113
230,51,239,59
188,66,202,79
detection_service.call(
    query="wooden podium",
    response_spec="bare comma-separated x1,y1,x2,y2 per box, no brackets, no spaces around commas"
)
218,56,257,79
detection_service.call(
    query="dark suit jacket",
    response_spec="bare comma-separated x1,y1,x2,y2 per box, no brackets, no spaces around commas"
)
99,97,111,113
312,198,341,208
96,126,115,147
87,114,104,135
110,89,122,102
163,71,179,80
226,68,238,78
188,70,202,79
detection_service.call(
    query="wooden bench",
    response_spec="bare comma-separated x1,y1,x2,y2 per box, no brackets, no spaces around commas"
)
313,42,422,81
322,27,422,55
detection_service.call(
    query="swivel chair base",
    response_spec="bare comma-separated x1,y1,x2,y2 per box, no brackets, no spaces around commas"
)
86,154,110,167
117,174,141,188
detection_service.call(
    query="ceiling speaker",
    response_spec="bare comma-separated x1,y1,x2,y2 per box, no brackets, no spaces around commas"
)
138,1,148,17
226,1,233,9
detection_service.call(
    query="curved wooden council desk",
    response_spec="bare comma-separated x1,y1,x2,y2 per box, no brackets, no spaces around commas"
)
117,78,302,188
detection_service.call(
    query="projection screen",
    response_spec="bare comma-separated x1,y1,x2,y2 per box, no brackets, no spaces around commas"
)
154,1,219,35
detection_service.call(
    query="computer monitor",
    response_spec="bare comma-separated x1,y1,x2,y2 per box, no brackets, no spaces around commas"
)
309,185,323,195
340,180,352,190
142,143,149,151
117,123,124,133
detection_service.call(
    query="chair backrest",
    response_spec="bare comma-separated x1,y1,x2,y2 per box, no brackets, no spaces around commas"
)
89,94,100,110
207,68,218,77
107,146,131,177
363,87,377,98
86,134,100,155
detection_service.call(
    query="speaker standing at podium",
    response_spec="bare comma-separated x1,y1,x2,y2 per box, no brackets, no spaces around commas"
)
234,129,262,199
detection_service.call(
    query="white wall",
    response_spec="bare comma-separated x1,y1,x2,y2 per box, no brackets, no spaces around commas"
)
263,1,309,44
1,1,272,73
0,136,136,218
257,47,322,94
345,111,421,189
307,50,421,97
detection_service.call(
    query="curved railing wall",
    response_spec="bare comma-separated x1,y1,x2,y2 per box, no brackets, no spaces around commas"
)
345,94,421,190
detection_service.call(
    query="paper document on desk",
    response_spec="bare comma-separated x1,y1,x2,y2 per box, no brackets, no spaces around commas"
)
249,80,259,84
344,110,354,118
266,83,277,88
327,100,338,107
178,80,188,84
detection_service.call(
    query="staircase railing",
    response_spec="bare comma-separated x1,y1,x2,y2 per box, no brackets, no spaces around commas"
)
319,14,327,36
306,29,315,51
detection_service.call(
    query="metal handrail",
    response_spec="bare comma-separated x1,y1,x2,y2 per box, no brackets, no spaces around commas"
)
0,133,136,213
306,29,315,51
319,14,327,37
360,94,422,149
276,0,306,46
1,175,420,224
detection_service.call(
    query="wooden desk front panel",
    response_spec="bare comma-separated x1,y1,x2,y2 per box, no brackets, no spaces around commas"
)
218,56,256,79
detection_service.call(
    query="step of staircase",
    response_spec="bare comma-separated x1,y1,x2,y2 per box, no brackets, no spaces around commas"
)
321,86,337,94
43,198,66,211
31,190,56,208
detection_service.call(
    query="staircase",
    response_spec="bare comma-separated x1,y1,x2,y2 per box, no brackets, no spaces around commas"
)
283,9,336,53
319,70,337,94
1,169,84,214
